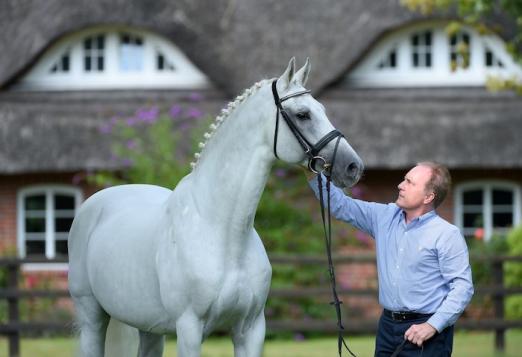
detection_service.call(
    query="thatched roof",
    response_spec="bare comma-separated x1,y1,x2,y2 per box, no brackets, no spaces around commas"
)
1,87,520,174
0,0,520,173
1,0,515,94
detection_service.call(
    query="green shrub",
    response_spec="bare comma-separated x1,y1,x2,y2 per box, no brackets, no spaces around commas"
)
505,225,522,319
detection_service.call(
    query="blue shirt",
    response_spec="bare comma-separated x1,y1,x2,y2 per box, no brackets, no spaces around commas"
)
309,178,474,332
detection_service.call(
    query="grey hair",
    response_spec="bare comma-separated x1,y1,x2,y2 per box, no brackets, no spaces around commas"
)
417,161,451,208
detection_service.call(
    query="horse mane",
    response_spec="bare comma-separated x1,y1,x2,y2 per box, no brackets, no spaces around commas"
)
190,78,274,170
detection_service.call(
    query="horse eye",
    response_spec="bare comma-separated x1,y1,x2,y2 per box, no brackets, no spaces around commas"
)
296,111,311,120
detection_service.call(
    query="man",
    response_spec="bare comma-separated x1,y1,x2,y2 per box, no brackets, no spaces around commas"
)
306,162,474,356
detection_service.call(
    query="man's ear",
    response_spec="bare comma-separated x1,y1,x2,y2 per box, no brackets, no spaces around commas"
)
424,192,435,206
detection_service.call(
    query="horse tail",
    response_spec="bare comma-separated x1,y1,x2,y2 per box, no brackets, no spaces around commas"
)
104,318,139,357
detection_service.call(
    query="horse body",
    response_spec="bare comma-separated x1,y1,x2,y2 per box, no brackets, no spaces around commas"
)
69,59,363,356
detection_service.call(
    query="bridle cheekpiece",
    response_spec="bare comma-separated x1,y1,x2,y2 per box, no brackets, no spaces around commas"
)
271,80,343,174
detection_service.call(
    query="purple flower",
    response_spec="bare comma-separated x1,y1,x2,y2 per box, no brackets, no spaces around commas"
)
169,105,183,119
126,139,138,150
188,92,204,102
126,117,139,127
98,123,112,134
121,158,134,167
186,107,204,119
275,168,286,178
136,106,160,123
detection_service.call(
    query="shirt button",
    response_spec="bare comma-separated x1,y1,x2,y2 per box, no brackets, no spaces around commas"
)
396,265,399,269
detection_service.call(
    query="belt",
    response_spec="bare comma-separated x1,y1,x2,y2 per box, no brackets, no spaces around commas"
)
383,309,433,322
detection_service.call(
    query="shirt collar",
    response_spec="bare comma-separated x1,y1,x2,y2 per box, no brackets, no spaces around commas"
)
401,209,437,226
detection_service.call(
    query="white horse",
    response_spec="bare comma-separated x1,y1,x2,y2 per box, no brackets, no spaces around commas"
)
68,58,363,357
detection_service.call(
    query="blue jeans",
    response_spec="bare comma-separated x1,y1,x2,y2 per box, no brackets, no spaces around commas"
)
374,311,454,356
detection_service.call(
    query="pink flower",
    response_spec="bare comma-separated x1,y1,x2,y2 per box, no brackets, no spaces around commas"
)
474,228,484,240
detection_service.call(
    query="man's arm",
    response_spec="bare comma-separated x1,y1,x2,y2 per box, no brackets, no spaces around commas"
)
306,172,386,237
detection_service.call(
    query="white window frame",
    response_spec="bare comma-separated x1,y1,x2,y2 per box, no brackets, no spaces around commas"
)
454,181,522,241
346,21,522,88
16,26,210,91
17,185,83,270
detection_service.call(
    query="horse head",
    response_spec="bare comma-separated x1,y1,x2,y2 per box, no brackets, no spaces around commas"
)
272,58,364,188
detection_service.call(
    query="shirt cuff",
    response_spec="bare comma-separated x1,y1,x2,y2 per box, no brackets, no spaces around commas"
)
427,313,447,333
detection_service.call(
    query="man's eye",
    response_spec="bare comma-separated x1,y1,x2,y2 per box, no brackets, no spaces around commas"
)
296,111,310,120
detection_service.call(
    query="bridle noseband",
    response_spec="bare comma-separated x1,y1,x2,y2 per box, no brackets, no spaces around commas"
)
271,80,343,174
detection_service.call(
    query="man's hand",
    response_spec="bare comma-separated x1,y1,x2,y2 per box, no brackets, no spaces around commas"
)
404,322,437,347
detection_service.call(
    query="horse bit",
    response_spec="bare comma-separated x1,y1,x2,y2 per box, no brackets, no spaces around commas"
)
271,80,343,174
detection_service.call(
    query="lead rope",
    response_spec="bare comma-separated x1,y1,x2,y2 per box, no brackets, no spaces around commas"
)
317,136,357,357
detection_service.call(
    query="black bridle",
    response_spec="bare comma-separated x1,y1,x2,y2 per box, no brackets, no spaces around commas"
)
272,79,357,357
271,80,343,174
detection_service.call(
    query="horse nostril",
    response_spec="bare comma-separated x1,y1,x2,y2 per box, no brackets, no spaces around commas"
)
346,162,359,177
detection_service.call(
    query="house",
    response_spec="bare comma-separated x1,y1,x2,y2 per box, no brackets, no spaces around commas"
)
1,0,521,275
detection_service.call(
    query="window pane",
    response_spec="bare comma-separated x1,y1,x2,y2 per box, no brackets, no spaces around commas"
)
425,31,432,45
493,213,513,228
25,195,45,210
55,195,75,210
463,190,483,205
120,33,144,72
55,218,73,232
464,213,483,228
55,240,68,256
493,189,513,205
26,218,45,233
413,53,419,67
26,241,45,257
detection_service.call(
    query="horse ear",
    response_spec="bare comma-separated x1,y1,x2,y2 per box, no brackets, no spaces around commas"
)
278,57,296,90
293,58,311,86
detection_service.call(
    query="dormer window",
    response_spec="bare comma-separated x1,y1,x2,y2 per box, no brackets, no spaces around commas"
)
50,50,70,73
378,48,397,69
450,31,471,71
84,34,105,72
17,26,210,90
485,47,504,68
346,22,522,87
411,31,432,68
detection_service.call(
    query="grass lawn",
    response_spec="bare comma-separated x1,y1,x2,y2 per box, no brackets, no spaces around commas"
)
0,330,521,356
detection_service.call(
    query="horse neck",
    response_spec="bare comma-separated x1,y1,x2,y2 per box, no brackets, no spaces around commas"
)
186,85,274,237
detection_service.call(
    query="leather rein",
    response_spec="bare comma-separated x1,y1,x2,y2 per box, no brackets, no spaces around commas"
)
272,80,357,357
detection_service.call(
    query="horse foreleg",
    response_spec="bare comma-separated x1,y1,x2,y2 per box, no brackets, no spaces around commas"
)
232,312,266,357
138,331,165,357
74,295,110,357
176,311,204,357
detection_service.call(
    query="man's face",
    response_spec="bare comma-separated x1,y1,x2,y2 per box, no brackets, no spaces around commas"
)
396,165,434,210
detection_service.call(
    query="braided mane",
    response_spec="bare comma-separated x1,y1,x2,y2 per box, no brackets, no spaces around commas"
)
190,79,272,170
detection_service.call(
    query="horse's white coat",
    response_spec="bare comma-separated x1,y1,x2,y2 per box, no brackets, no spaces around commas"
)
68,59,363,357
